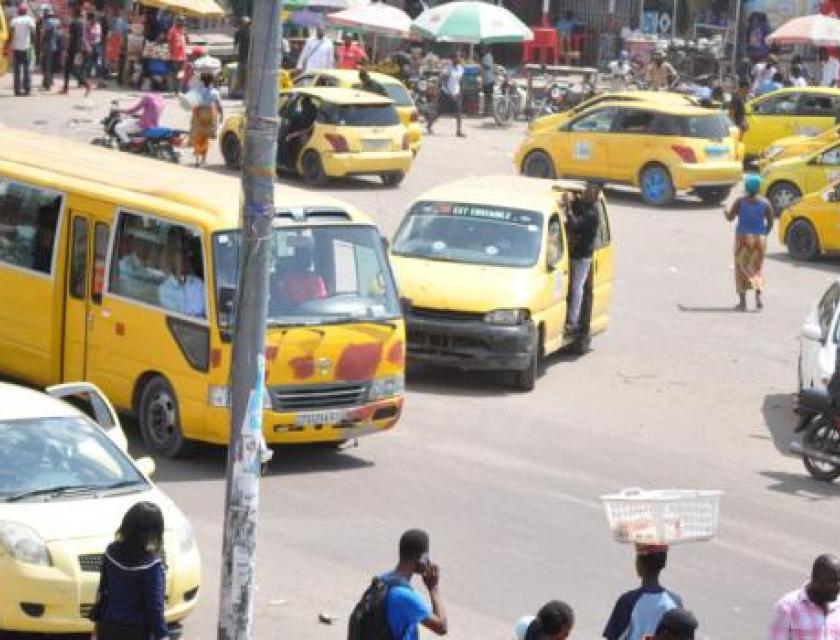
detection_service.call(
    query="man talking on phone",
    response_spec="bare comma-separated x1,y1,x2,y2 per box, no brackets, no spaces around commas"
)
382,529,448,638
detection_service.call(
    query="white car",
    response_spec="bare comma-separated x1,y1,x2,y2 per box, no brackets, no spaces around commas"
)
799,278,840,391
0,381,201,634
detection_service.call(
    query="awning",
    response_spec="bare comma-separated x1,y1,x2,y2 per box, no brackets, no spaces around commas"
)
138,0,225,18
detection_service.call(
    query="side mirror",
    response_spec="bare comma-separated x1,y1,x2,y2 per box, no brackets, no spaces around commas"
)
399,296,412,315
136,457,156,477
801,322,824,343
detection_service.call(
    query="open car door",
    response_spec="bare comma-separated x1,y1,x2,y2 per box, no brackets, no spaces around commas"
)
45,382,128,451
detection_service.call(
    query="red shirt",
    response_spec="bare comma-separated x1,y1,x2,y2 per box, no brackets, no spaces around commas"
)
337,43,366,70
281,273,327,303
167,26,187,62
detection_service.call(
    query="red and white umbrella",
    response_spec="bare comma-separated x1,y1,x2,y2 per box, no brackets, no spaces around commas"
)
766,14,840,45
327,0,411,37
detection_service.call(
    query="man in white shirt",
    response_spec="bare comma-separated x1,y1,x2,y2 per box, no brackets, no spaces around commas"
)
157,250,206,318
296,28,335,72
426,50,465,137
9,4,36,96
820,48,839,87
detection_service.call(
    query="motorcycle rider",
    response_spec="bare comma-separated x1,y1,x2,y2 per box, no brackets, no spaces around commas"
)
115,92,165,148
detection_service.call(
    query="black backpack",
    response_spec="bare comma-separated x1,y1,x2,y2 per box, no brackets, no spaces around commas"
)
348,576,397,640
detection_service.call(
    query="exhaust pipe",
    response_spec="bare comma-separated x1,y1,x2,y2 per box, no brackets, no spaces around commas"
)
790,442,840,466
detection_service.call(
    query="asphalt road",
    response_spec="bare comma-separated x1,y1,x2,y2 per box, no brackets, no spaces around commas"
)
2,78,840,640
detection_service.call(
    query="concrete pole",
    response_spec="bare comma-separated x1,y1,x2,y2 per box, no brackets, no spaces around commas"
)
216,0,282,637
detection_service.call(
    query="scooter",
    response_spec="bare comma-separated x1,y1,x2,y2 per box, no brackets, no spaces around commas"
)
493,70,526,126
91,100,186,164
792,362,840,481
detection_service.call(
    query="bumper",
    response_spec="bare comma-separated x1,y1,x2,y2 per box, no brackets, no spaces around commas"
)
671,161,743,191
406,315,536,370
0,540,200,633
320,150,413,178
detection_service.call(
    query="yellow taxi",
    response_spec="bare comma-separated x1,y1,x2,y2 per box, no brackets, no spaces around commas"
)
778,181,840,260
221,87,413,187
293,69,422,154
760,139,840,212
515,101,742,206
389,175,614,391
741,87,840,159
0,382,200,634
759,124,840,168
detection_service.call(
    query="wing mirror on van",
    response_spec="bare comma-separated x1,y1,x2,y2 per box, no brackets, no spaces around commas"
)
801,321,824,343
399,296,413,315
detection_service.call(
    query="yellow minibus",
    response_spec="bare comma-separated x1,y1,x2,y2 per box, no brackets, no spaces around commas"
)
0,129,405,457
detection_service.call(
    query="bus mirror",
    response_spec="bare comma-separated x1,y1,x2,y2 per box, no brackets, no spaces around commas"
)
218,286,237,325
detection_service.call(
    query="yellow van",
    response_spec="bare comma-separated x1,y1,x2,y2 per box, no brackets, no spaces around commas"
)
220,87,414,187
389,176,614,391
0,129,405,458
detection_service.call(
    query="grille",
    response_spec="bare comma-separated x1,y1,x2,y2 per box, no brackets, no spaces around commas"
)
410,307,485,322
270,382,368,411
407,330,486,359
79,553,103,573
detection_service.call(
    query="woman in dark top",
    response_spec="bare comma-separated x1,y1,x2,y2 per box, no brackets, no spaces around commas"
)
92,502,169,640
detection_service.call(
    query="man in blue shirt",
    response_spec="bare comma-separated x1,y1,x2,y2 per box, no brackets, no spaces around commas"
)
603,545,683,640
382,529,448,640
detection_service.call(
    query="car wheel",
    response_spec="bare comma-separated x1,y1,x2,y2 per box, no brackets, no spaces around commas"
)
381,171,405,187
221,132,242,170
768,181,801,215
522,151,556,179
512,331,541,392
802,415,840,481
301,150,329,187
138,376,193,458
639,164,675,206
787,219,820,261
696,186,731,206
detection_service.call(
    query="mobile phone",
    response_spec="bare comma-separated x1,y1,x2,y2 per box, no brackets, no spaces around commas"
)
418,552,430,570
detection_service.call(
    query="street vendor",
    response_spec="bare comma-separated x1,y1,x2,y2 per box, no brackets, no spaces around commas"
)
603,544,684,640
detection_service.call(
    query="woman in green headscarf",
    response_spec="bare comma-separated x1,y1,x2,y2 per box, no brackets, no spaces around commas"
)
725,173,773,311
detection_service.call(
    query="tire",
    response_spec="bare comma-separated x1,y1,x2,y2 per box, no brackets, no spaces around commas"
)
787,219,820,261
768,181,801,215
159,145,179,164
493,97,513,126
801,415,840,481
639,164,675,206
138,376,193,458
521,150,556,179
696,186,731,206
221,132,242,169
512,331,540,392
381,171,405,187
301,150,329,187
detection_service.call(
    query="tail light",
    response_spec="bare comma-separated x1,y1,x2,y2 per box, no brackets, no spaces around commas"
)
409,109,419,123
671,145,697,163
325,134,349,152
402,134,410,151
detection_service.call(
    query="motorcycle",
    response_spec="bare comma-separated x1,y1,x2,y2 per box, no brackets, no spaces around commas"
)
492,70,526,127
791,374,840,481
409,73,439,121
91,100,186,164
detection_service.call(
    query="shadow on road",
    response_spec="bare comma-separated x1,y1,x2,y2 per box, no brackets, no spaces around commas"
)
760,470,840,499
765,250,840,275
600,188,715,211
677,303,756,313
407,364,514,397
761,392,799,458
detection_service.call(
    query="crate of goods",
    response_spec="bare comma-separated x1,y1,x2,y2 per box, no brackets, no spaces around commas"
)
600,488,722,545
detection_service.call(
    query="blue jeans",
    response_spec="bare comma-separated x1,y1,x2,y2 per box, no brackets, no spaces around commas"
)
13,50,30,95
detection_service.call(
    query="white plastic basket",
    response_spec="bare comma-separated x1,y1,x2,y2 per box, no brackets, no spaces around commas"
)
600,488,722,545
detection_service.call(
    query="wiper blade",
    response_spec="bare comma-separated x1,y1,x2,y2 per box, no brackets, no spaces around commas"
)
99,479,146,492
5,484,99,502
331,316,399,331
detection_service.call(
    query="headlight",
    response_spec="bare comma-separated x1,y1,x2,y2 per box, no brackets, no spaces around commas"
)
208,385,272,409
368,375,405,401
765,145,783,160
484,308,530,325
172,514,197,555
0,521,51,566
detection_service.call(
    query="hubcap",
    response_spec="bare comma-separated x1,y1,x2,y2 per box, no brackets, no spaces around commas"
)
773,187,797,210
526,155,550,178
642,169,668,202
147,391,177,447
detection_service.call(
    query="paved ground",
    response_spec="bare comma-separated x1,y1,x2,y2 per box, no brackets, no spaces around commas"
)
2,75,840,640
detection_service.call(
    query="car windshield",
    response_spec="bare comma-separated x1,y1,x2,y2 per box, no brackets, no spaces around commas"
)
392,201,544,268
325,104,400,127
0,417,146,501
381,83,413,107
214,225,400,327
678,113,730,139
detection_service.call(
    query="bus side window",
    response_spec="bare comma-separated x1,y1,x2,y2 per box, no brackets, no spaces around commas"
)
91,222,109,305
0,179,63,276
69,217,88,299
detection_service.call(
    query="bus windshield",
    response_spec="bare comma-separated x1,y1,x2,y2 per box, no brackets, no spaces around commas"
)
213,225,400,327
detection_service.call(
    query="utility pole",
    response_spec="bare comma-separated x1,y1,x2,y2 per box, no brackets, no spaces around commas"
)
217,0,282,636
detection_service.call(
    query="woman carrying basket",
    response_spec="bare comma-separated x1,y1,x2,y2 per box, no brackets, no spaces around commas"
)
190,72,223,167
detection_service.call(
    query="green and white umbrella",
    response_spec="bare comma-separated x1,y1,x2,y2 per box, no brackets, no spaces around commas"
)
411,1,533,44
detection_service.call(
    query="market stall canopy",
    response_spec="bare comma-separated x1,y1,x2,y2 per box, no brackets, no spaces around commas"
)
327,1,411,37
139,0,224,17
766,14,840,46
411,1,533,44
284,0,348,9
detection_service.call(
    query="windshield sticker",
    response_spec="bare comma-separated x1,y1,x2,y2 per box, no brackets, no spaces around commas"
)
439,204,540,226
485,245,499,256
432,240,447,253
574,141,592,161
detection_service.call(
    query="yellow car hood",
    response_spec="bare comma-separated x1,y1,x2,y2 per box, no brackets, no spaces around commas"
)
391,255,539,313
0,487,179,543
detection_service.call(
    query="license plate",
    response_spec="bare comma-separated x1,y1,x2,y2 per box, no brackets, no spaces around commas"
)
362,139,390,151
294,409,344,426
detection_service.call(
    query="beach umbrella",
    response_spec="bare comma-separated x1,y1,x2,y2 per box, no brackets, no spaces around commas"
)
327,1,411,37
766,14,840,45
411,1,533,44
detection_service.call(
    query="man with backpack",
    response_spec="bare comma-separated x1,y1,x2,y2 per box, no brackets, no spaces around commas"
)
349,529,448,639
